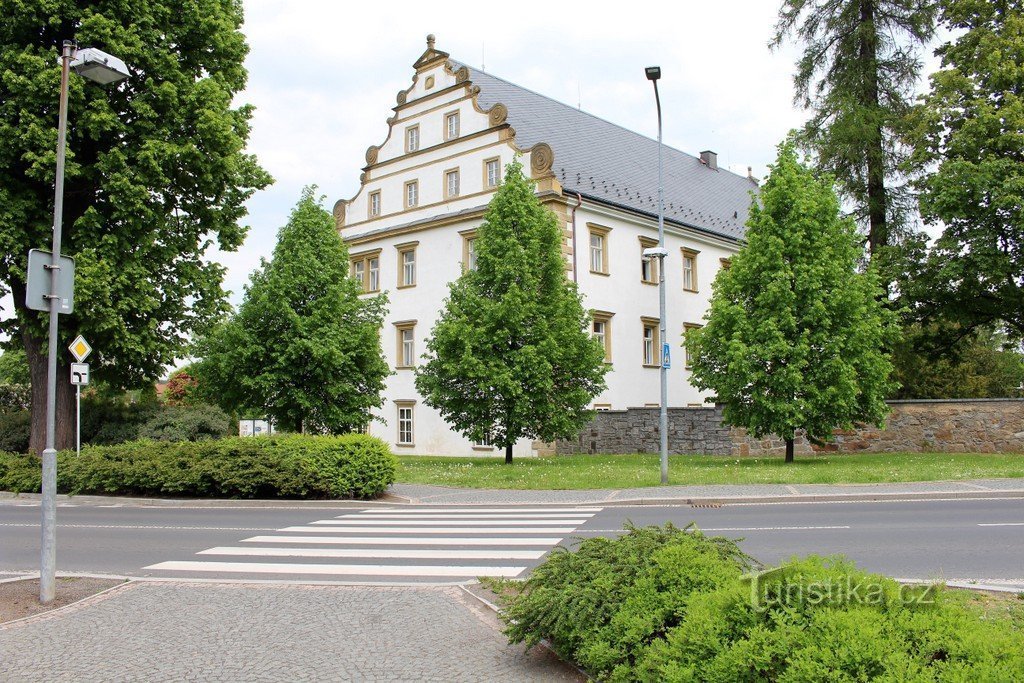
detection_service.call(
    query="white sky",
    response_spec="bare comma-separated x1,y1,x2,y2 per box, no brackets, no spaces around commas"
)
219,0,812,305
2,1,945,362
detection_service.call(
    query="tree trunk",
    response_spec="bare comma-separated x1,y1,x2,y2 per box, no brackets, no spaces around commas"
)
859,0,888,255
23,329,75,454
785,437,795,464
505,443,513,465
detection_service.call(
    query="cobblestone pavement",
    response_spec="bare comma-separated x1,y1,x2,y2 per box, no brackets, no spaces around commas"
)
0,582,582,682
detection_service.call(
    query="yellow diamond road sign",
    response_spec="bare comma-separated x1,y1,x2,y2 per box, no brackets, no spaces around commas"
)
69,335,92,363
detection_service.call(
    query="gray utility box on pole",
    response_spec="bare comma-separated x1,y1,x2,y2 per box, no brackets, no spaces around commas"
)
25,249,75,314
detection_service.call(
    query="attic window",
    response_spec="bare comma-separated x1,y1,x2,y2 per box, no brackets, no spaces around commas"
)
425,75,435,89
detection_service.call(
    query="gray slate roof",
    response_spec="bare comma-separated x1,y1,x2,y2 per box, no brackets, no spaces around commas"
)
463,64,758,242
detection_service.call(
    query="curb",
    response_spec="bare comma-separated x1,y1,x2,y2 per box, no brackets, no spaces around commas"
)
0,491,399,509
4,487,1023,508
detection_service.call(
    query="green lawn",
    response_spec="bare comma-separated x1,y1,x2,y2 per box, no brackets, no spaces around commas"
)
394,452,1024,490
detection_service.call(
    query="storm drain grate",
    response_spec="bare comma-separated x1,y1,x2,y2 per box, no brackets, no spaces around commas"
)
689,501,723,509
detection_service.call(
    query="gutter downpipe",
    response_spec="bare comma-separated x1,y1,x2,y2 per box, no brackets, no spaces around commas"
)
570,192,582,283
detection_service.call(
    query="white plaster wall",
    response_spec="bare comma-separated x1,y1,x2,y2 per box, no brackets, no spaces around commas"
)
573,203,738,410
359,217,535,458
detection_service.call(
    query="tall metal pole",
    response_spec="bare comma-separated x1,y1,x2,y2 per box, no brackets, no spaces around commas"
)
652,78,668,485
40,40,75,604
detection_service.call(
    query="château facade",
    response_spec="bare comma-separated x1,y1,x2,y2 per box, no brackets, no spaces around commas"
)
334,36,758,456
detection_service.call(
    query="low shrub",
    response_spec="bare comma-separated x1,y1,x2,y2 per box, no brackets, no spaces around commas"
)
501,524,758,680
137,404,232,442
0,434,397,500
500,531,1024,681
0,410,31,453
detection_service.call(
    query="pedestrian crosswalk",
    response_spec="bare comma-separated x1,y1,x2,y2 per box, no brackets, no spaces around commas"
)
144,506,602,583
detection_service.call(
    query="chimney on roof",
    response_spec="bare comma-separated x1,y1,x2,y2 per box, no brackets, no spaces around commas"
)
700,150,718,171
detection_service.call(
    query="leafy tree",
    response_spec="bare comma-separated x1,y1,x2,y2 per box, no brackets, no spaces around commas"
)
907,0,1024,341
891,324,1024,399
0,2,271,452
0,348,30,386
415,160,608,463
687,141,898,462
194,188,389,434
163,367,199,407
772,0,937,258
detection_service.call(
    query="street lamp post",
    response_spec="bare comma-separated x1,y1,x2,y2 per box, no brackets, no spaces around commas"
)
645,66,669,485
40,40,129,604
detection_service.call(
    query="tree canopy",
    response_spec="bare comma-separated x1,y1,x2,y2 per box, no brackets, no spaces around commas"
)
687,140,898,461
415,160,608,463
772,0,937,257
0,1,271,451
907,0,1024,341
194,187,389,434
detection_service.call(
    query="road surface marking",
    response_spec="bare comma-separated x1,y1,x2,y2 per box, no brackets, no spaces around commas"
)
357,507,603,514
977,522,1024,527
310,519,588,526
198,547,548,560
277,526,579,534
145,561,528,577
241,535,564,546
350,513,597,519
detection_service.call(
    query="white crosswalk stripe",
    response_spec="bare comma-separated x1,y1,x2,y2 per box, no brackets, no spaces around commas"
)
144,505,601,582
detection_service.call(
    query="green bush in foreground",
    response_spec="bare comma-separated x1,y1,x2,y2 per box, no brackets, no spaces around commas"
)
499,526,1024,681
0,434,396,500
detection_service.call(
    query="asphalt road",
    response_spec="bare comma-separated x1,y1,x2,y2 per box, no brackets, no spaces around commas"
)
1,498,1022,585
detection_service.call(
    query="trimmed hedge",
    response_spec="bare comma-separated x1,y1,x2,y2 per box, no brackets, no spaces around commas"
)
499,525,1024,681
0,434,396,500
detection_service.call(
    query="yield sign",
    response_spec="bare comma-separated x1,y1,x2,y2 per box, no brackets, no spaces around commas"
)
68,335,92,363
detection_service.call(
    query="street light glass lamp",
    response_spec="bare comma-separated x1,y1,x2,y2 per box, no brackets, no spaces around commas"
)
67,47,130,84
645,66,661,81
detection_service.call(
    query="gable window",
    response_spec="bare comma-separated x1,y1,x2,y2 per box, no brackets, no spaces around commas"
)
368,191,381,218
641,317,660,367
445,168,460,198
592,310,614,363
639,236,658,285
395,321,416,368
683,322,702,369
350,249,382,294
484,157,501,188
396,242,417,288
396,402,415,446
681,248,699,292
405,180,419,208
445,111,460,140
588,224,610,275
405,125,420,153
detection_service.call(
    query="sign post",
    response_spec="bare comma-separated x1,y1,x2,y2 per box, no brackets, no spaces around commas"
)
70,363,89,456
69,337,92,458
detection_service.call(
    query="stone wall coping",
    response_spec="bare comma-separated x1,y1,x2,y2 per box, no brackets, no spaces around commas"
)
886,398,1024,405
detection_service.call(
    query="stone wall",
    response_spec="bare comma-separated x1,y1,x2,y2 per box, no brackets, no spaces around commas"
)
554,399,1024,455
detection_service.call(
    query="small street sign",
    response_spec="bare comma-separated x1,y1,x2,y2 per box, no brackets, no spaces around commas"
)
70,363,89,385
25,249,75,314
662,343,671,369
68,335,92,362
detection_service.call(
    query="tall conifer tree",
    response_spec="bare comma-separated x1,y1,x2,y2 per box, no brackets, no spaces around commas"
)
416,160,608,463
772,0,937,258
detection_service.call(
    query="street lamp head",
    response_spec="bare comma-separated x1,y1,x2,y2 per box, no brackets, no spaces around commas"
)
69,47,130,84
645,66,661,81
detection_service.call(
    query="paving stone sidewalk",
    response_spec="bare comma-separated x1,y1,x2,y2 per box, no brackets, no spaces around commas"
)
388,478,1024,505
0,582,581,682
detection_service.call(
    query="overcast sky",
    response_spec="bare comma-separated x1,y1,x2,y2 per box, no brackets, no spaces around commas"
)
219,0,814,305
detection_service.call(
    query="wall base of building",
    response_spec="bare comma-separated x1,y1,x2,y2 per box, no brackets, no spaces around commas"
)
554,400,1024,455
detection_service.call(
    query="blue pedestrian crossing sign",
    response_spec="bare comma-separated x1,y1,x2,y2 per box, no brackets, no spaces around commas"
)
662,343,671,369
